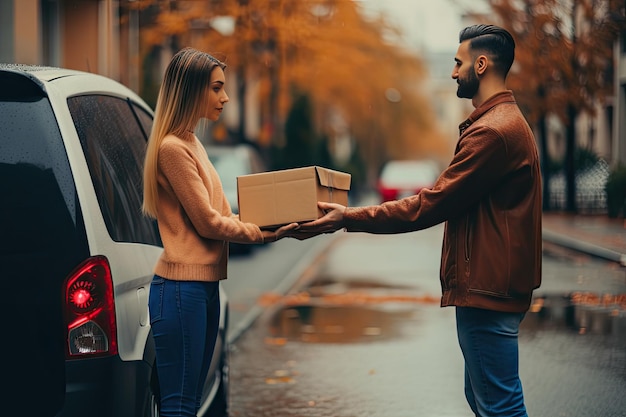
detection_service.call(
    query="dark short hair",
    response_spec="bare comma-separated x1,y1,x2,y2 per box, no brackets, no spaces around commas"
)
459,24,515,76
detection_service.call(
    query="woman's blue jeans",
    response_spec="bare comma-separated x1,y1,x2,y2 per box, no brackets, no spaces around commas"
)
149,276,220,417
456,307,528,417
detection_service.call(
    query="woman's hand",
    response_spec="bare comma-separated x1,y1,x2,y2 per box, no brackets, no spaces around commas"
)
270,222,300,242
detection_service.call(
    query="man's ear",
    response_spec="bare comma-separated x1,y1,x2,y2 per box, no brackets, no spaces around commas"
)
475,55,488,76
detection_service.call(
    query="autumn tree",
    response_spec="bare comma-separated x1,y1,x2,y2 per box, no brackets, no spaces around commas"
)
482,0,626,212
123,0,449,186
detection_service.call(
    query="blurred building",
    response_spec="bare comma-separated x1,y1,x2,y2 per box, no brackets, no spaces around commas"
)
0,0,140,91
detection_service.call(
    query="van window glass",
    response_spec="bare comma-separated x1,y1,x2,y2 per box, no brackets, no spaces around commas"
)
0,92,87,258
0,97,79,225
68,95,161,246
0,87,89,296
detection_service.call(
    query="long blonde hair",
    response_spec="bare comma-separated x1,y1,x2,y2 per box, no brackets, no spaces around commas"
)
142,47,226,218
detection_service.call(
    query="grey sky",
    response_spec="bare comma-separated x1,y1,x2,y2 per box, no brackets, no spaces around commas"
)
359,0,486,52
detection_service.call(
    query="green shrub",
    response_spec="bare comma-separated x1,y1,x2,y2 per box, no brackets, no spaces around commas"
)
605,164,626,218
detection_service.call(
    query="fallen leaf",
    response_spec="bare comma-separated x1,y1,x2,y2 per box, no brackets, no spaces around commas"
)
264,337,287,346
265,376,296,384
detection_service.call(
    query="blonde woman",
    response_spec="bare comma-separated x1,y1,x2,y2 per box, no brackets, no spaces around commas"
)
143,47,296,416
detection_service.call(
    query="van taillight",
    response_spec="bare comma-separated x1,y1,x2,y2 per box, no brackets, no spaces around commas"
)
64,256,117,358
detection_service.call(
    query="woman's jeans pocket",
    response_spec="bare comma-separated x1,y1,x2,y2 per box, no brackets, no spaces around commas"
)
148,275,165,325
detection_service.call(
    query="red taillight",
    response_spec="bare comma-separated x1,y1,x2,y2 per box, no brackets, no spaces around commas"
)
63,256,117,359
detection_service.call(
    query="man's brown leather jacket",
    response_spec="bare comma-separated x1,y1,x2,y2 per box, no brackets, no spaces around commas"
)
344,91,542,313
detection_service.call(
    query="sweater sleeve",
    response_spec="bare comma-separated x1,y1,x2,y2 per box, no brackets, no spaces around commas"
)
158,139,264,244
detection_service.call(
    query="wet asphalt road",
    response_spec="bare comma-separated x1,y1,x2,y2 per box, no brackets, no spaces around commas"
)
224,225,626,417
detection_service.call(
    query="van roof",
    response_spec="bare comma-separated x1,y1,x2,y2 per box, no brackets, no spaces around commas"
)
0,63,96,84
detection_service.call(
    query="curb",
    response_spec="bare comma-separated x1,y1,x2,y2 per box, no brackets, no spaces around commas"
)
542,229,626,267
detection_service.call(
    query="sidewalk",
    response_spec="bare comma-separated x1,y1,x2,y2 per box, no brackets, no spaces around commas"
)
542,212,626,266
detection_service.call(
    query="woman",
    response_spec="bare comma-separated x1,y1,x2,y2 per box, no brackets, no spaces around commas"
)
142,47,296,416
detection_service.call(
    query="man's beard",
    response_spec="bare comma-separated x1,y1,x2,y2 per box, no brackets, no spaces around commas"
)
456,68,479,99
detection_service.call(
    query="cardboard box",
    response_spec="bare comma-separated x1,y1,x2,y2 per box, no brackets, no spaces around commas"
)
237,166,351,228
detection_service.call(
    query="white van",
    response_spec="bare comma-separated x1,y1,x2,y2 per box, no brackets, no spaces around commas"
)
0,64,229,417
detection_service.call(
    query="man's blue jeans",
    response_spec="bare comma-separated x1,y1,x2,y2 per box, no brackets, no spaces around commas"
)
149,276,220,417
456,307,528,417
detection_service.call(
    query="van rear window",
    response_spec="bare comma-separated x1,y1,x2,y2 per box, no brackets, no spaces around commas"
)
0,83,89,290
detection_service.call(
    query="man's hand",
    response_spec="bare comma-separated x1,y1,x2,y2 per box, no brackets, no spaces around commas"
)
296,201,346,236
274,222,300,240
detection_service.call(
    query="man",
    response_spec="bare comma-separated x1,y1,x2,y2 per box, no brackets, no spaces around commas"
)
293,24,541,417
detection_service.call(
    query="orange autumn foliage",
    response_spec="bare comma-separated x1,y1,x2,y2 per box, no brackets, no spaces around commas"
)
131,0,448,169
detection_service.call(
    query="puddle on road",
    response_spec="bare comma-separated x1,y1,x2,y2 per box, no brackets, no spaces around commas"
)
261,278,439,344
268,304,412,343
260,276,626,345
523,292,626,343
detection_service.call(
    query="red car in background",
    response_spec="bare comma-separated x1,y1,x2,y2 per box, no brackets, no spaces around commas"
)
377,159,440,202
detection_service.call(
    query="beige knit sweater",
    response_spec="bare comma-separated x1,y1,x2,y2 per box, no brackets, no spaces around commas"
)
153,134,267,281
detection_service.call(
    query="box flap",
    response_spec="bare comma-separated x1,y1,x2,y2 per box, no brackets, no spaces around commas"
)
314,166,351,190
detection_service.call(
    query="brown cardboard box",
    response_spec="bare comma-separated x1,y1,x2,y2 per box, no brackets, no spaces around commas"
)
237,166,351,228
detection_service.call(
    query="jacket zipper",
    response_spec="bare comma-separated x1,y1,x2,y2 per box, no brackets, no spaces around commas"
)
464,214,471,262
